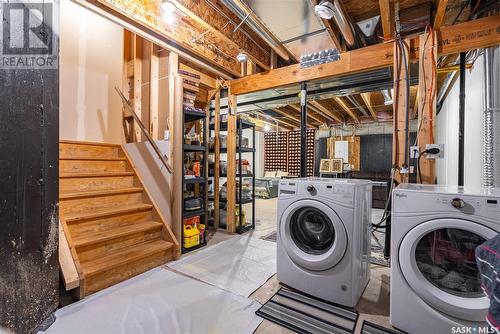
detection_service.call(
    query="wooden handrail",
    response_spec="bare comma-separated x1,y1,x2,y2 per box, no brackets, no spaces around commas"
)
115,87,174,174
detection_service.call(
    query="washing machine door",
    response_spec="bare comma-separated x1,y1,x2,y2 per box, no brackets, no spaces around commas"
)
279,199,347,271
399,218,497,322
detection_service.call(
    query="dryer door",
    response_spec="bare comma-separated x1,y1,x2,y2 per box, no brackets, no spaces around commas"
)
399,218,497,321
279,199,347,271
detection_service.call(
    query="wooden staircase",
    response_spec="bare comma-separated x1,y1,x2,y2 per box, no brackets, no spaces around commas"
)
59,140,179,297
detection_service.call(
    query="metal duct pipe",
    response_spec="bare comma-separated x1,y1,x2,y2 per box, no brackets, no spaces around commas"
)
346,95,369,117
218,0,290,61
482,45,500,187
329,0,357,48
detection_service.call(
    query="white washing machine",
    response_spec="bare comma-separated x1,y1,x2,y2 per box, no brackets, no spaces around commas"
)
391,184,500,334
277,177,372,307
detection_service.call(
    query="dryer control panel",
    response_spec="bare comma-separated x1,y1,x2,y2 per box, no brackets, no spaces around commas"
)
393,188,500,219
279,180,355,205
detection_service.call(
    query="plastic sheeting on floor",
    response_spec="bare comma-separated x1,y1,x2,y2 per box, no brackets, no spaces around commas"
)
42,268,263,334
168,236,277,297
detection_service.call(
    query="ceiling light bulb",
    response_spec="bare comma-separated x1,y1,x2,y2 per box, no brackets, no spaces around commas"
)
161,1,176,13
236,53,248,63
264,124,271,132
314,1,336,20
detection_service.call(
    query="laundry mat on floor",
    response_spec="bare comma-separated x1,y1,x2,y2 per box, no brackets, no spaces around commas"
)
41,268,262,334
168,236,277,297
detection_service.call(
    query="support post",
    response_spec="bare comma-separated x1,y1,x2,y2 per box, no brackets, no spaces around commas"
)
226,93,237,234
214,88,221,229
458,52,466,186
393,40,411,183
417,30,437,184
0,2,59,332
300,82,308,177
134,35,143,141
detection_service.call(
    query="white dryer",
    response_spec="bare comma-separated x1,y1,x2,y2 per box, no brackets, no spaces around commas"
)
391,184,500,334
277,178,372,307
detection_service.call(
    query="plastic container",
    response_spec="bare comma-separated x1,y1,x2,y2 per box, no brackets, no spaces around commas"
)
183,225,200,249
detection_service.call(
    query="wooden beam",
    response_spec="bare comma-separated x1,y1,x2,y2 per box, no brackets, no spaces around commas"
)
309,100,343,123
229,15,500,95
262,113,298,129
288,104,325,123
270,50,278,69
150,44,160,140
379,0,393,40
134,35,143,142
170,0,271,70
393,40,410,183
213,89,221,229
309,0,344,51
433,0,449,29
226,94,237,234
333,97,360,123
172,76,184,251
272,108,301,123
179,62,217,89
225,0,292,61
72,0,241,77
360,93,378,122
417,30,438,184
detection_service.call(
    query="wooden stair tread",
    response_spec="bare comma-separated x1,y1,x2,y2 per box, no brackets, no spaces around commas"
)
60,187,143,200
60,156,127,161
59,140,122,147
82,240,173,277
60,172,135,178
65,204,153,223
73,221,163,247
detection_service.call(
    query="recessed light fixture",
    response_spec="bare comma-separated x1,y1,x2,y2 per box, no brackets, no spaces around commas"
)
236,53,248,63
161,0,176,24
314,1,336,20
264,124,271,132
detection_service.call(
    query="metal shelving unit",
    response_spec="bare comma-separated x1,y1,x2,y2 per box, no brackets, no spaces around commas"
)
208,117,256,234
181,108,208,254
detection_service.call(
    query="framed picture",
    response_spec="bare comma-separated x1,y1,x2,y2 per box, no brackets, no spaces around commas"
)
331,159,343,173
319,159,332,173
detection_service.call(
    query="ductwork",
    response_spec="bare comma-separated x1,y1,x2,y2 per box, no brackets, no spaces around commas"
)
315,0,357,48
218,0,290,61
482,45,500,187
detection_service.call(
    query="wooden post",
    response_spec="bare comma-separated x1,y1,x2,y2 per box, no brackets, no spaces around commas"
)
226,93,237,234
0,2,59,332
392,40,411,183
417,30,437,184
214,88,221,229
172,75,184,253
134,35,143,141
150,44,160,140
270,50,278,69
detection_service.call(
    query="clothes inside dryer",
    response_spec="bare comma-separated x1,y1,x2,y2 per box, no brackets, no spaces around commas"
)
415,228,486,298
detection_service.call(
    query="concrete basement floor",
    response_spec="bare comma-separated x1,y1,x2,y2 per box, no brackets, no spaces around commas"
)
203,198,397,334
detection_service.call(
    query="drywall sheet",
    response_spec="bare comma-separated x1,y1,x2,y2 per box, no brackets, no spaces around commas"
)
42,268,262,334
168,236,277,297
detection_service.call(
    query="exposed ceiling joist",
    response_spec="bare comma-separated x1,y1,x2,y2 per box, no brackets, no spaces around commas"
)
287,104,325,124
308,0,344,51
272,108,301,123
170,0,271,70
248,112,292,130
333,97,360,123
378,0,393,40
433,0,449,29
230,15,500,95
360,93,378,121
310,100,343,123
219,0,293,61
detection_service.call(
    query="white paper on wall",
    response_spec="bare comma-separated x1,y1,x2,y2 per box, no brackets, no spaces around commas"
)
335,140,349,162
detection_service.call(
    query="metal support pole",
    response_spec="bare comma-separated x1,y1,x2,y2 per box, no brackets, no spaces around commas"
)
458,52,466,186
300,82,308,177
